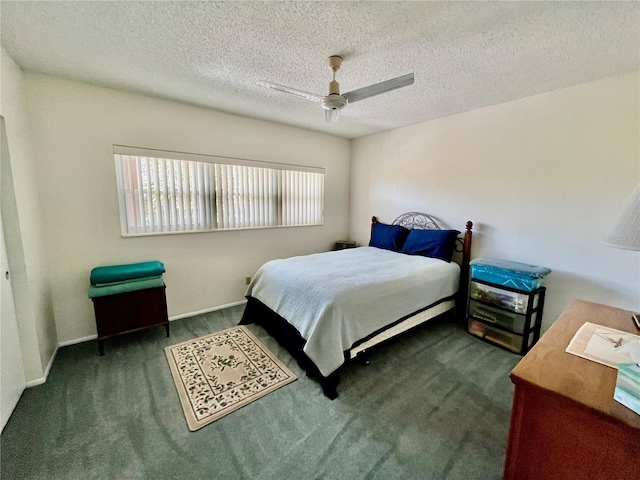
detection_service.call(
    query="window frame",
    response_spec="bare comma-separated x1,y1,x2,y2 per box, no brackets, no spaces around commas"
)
113,145,325,237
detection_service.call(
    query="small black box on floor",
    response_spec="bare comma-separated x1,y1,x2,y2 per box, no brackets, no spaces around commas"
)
335,240,356,250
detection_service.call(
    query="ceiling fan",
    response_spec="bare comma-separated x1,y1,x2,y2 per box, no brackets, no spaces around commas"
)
256,55,414,123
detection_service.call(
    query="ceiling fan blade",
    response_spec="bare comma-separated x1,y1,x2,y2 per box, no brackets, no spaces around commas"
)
325,108,341,123
343,73,414,104
256,81,322,102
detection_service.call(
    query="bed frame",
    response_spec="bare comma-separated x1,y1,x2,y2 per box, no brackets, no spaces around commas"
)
240,213,473,399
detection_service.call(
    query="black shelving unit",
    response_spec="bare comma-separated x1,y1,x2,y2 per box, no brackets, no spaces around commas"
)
467,278,546,355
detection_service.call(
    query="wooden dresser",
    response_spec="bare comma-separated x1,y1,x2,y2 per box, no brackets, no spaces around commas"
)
504,299,640,480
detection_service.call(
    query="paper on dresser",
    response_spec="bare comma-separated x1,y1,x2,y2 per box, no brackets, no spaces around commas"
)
566,322,640,369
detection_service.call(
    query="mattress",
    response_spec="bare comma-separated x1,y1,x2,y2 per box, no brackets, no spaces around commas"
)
246,246,460,377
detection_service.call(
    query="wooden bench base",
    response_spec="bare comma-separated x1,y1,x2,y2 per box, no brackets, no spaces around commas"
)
91,285,169,355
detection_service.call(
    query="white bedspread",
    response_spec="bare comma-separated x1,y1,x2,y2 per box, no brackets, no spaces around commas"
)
246,246,460,377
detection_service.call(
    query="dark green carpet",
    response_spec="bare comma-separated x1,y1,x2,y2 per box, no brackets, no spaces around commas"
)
0,306,519,479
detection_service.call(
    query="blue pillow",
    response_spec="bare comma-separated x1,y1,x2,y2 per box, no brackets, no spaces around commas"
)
399,229,461,261
369,222,410,251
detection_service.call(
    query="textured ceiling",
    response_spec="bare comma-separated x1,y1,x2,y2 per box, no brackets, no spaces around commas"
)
1,1,639,139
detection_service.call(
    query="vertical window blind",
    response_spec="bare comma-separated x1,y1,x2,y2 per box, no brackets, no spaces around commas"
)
113,146,324,236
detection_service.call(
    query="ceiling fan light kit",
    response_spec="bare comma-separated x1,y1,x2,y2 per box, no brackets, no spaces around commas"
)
320,56,348,122
320,95,347,109
257,55,414,123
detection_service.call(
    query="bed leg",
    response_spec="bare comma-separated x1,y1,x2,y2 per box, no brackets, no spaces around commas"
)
321,384,339,400
320,372,340,400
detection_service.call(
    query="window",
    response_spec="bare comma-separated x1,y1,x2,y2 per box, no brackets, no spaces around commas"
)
113,146,324,236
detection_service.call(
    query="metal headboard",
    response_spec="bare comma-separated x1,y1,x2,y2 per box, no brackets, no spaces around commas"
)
372,211,473,257
391,211,442,230
370,212,474,315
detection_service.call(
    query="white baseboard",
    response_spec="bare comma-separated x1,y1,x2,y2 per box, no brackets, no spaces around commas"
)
58,334,98,347
55,300,247,347
25,344,59,388
26,301,247,389
169,299,247,321
26,378,45,388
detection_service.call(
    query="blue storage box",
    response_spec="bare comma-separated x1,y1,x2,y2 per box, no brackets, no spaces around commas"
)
470,258,551,292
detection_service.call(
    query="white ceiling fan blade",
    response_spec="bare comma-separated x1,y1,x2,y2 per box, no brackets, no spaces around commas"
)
343,73,414,104
325,108,341,123
256,81,322,102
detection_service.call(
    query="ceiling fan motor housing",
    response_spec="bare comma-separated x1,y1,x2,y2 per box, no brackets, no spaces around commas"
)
321,94,348,111
257,53,413,123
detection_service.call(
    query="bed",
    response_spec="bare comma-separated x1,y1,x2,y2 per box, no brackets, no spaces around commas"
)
240,212,473,399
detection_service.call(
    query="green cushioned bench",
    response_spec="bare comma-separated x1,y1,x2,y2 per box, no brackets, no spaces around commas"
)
90,261,165,285
88,261,169,355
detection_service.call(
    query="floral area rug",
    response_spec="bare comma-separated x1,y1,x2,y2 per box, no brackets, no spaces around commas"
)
164,325,297,431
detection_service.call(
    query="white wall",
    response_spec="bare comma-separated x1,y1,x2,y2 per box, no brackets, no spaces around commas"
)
23,73,351,344
10,59,639,357
350,73,640,330
0,48,57,382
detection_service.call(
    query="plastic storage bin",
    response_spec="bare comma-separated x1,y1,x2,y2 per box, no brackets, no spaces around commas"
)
470,258,551,292
469,281,537,314
468,318,535,354
469,300,527,334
